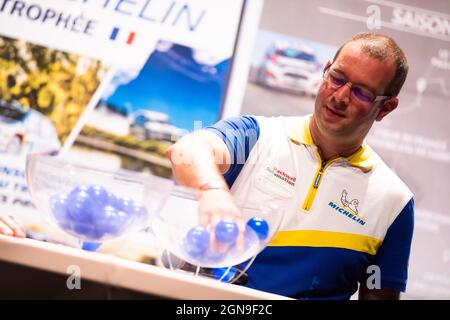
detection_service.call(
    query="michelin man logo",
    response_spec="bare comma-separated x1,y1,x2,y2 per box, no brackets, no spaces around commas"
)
341,190,359,214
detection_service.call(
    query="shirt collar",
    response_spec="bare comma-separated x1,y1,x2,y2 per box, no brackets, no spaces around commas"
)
287,114,374,172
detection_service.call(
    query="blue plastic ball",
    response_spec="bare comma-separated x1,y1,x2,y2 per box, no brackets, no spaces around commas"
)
115,196,133,212
66,186,94,223
82,241,102,252
211,267,236,282
106,192,119,208
116,197,148,221
70,185,90,194
86,185,110,207
49,194,69,225
215,219,239,244
184,226,210,256
246,217,269,240
130,202,148,220
93,205,128,236
72,222,102,239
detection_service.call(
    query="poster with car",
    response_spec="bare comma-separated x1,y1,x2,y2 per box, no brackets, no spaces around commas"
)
0,0,259,245
68,1,249,180
245,29,336,117
71,38,238,179
240,0,450,300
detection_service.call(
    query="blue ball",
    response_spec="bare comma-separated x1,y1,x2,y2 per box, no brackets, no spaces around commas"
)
49,194,69,225
66,186,94,223
86,185,111,207
106,192,120,208
71,221,103,239
116,197,148,221
93,205,128,236
82,241,102,252
114,196,133,212
211,267,236,282
246,217,269,240
70,185,89,194
184,226,210,256
215,219,239,244
130,202,148,220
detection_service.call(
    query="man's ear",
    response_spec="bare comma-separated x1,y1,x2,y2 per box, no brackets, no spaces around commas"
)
376,97,398,121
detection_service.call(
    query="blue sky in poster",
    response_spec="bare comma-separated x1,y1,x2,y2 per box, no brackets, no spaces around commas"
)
105,43,231,132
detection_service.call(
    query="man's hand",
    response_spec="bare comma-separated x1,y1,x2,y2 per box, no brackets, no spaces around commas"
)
0,214,26,238
167,129,246,249
197,189,246,250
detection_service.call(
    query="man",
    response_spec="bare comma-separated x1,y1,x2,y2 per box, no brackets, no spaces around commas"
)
167,32,414,300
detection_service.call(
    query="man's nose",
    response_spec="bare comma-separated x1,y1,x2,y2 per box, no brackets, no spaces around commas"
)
332,82,352,107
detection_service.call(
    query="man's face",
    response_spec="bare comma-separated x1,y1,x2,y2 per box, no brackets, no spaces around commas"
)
313,42,397,141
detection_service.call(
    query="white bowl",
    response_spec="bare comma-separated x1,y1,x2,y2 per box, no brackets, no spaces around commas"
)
152,186,284,275
26,154,173,246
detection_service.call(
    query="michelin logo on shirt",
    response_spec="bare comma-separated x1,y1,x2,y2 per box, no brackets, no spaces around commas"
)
328,190,366,226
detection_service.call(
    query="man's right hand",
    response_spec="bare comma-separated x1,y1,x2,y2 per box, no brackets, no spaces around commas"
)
197,189,246,250
198,189,242,226
167,129,246,247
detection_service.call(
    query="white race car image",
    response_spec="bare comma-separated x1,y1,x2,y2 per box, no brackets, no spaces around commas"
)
258,41,322,96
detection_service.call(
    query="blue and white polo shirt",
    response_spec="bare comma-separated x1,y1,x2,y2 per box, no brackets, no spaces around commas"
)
206,114,414,299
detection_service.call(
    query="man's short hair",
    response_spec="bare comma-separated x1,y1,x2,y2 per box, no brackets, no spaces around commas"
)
332,32,409,97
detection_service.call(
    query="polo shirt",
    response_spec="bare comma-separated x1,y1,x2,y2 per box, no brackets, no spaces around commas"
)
206,114,414,299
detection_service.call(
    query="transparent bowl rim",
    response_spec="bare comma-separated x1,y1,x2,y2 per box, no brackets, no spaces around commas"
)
25,153,174,188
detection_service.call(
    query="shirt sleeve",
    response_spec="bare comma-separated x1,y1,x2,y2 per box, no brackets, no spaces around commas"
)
369,198,415,292
204,115,260,187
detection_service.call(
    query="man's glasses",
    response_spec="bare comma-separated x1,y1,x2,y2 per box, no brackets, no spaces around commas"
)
323,66,391,104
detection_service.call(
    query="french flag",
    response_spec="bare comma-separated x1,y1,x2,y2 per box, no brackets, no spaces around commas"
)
110,27,136,45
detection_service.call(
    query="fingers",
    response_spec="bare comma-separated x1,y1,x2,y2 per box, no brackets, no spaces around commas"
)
208,211,246,251
210,213,221,229
209,234,228,254
0,220,14,236
8,215,26,238
235,219,247,251
197,189,247,252
198,212,210,227
198,201,213,227
0,214,26,238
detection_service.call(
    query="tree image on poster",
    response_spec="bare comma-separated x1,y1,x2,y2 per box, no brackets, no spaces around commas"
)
0,36,107,145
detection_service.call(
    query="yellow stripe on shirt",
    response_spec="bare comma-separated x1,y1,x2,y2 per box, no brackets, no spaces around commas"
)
268,230,382,255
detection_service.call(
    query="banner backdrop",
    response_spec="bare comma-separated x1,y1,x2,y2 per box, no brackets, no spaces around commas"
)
0,0,250,237
241,0,450,299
